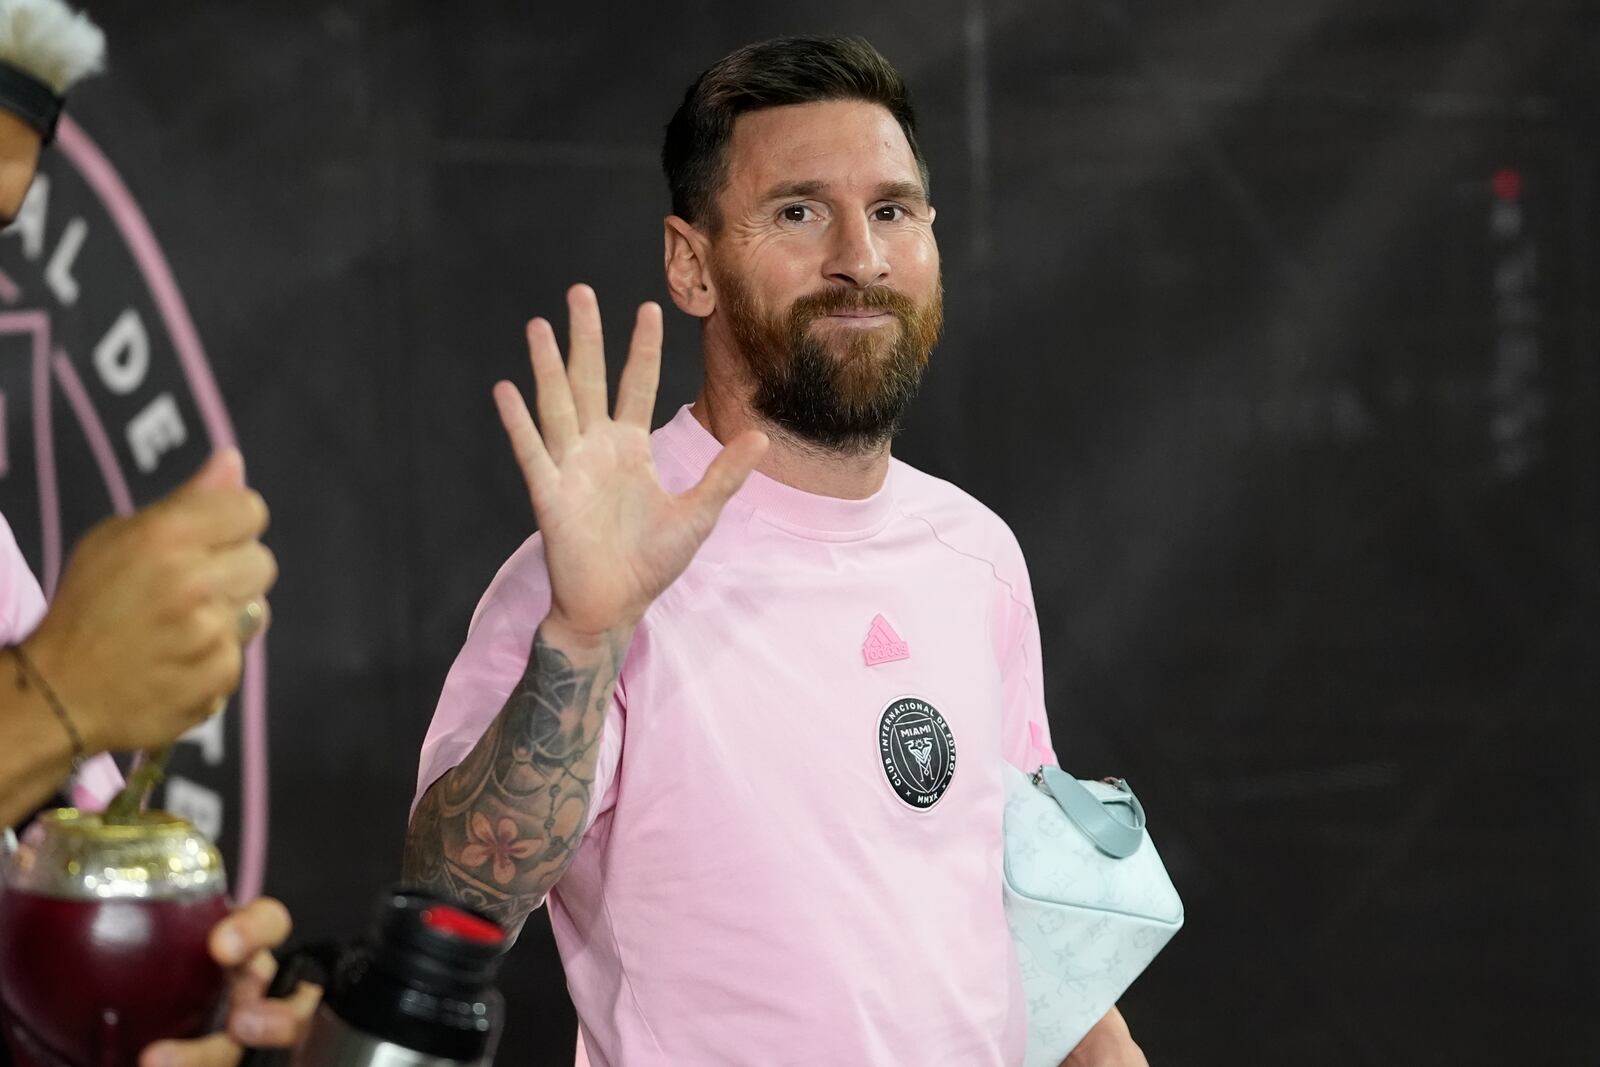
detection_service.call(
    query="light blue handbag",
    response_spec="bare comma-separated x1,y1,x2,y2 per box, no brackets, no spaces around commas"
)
1002,763,1184,1067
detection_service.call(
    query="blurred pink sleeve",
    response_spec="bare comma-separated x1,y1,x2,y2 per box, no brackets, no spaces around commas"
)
993,546,1058,772
70,754,124,810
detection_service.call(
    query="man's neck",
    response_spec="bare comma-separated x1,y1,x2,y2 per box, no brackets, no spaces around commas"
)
691,379,891,501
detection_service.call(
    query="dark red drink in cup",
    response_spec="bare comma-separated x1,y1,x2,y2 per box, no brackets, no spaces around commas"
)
0,809,229,1067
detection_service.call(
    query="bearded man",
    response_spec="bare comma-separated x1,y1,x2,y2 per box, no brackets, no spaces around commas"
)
403,35,1146,1067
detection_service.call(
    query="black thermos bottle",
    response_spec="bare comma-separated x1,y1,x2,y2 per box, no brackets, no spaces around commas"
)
249,888,508,1067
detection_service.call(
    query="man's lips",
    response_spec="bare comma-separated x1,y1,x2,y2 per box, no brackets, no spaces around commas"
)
815,310,895,326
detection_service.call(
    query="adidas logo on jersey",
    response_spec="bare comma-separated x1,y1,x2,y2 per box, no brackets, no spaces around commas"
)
862,614,911,666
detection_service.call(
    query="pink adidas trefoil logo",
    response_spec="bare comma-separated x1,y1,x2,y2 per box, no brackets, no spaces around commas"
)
863,614,910,666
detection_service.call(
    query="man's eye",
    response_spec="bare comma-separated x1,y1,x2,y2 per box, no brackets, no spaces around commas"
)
781,204,814,223
873,204,907,222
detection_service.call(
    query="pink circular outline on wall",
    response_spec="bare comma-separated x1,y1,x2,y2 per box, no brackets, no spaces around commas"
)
54,115,270,902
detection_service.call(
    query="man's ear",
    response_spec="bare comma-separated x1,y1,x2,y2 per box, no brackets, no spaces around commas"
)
663,215,717,318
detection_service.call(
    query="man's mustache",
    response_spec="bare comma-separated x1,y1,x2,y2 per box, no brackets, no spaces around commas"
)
790,286,919,320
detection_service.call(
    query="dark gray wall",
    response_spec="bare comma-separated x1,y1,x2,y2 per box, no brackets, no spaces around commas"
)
36,1,1600,1062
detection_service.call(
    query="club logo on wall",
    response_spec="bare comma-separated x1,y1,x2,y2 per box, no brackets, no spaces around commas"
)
878,696,955,809
0,117,269,899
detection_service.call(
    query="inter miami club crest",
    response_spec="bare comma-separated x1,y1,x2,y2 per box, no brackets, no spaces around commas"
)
0,118,268,899
878,697,956,809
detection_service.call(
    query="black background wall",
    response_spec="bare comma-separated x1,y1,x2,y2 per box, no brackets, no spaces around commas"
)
4,1,1597,1063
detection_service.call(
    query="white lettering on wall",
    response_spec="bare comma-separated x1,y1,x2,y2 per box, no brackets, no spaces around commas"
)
127,393,186,472
6,174,49,260
94,308,150,394
44,217,87,306
180,712,226,767
165,776,224,842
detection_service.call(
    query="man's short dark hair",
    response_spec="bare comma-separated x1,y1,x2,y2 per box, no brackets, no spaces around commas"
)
662,35,930,229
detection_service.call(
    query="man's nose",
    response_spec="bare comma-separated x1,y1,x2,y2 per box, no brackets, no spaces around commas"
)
822,212,889,288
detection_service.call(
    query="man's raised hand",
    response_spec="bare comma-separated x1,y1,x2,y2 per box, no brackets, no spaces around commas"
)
493,284,766,640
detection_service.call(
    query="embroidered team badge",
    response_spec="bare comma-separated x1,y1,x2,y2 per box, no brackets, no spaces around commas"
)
878,697,956,809
862,613,910,665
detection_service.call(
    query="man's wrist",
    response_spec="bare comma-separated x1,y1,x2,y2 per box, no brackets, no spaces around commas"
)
538,610,635,656
8,638,90,768
20,631,111,754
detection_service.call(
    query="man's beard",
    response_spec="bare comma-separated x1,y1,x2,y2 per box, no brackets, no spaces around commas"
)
714,268,944,454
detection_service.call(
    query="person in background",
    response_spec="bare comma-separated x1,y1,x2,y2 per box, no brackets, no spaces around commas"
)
0,3,318,1062
0,450,274,826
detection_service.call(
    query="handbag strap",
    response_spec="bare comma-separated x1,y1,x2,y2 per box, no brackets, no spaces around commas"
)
1040,766,1146,859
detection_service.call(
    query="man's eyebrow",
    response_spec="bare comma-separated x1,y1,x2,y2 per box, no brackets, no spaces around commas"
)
759,179,828,203
756,179,930,206
876,181,929,206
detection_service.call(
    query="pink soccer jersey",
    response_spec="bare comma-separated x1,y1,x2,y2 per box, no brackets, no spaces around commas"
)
416,405,1058,1066
0,512,121,808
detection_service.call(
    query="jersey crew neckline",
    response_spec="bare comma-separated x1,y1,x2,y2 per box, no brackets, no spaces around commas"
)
657,405,899,541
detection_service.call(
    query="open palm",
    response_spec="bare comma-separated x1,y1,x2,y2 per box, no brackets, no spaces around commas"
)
493,284,766,638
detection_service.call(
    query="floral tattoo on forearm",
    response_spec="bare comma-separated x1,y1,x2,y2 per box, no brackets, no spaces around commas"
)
402,626,622,924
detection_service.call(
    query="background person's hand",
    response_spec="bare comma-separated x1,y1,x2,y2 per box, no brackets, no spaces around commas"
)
20,448,276,754
138,897,320,1067
493,284,766,639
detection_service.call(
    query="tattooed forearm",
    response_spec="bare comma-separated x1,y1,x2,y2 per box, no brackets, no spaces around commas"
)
402,621,625,925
